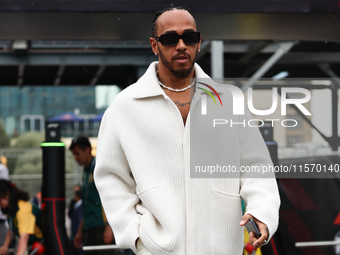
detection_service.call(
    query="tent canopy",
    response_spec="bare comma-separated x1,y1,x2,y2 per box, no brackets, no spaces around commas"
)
91,113,104,122
49,112,84,122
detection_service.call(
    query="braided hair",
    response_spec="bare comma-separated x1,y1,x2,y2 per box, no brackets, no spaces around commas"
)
151,7,193,38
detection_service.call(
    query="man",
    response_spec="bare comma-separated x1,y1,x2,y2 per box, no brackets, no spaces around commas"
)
94,7,280,255
70,136,116,255
68,184,82,221
68,184,84,255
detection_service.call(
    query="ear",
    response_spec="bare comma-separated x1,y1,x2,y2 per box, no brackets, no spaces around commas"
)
150,37,159,56
198,34,202,52
85,146,92,155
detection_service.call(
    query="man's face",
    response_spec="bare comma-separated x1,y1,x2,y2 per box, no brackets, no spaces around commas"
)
0,193,9,208
74,186,81,193
73,186,81,201
150,10,201,79
71,146,90,166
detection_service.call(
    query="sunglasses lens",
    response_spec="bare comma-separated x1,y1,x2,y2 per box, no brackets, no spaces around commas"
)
161,34,179,46
183,32,200,44
158,32,200,46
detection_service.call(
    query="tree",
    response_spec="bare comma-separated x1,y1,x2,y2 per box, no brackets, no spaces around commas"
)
10,132,44,175
0,118,10,148
11,132,44,148
13,149,42,175
11,131,73,175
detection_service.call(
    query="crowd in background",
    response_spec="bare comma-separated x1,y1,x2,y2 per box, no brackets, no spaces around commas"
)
0,136,134,255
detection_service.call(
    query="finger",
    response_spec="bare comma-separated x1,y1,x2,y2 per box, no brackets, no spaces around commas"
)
253,218,268,233
248,231,259,247
250,217,269,245
253,225,268,247
239,214,252,226
253,235,265,248
258,224,269,239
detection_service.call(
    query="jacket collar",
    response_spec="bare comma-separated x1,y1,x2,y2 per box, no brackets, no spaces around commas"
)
132,61,211,99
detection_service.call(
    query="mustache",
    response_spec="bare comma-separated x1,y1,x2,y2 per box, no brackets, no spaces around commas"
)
172,52,191,61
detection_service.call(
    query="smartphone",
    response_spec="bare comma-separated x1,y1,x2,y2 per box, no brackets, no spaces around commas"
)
245,218,262,239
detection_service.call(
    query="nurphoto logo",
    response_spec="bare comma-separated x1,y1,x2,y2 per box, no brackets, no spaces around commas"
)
198,82,311,116
197,82,223,115
197,81,312,128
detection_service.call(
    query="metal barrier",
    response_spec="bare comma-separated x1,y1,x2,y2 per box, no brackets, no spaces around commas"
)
296,240,340,247
9,245,125,254
83,245,122,251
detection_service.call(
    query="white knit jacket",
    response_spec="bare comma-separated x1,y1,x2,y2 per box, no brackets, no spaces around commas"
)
94,62,280,255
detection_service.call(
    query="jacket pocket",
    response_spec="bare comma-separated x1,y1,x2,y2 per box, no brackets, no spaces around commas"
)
136,184,164,197
210,189,244,255
212,188,241,198
137,185,178,255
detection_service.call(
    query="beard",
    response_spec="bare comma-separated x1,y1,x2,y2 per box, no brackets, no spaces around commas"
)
158,47,197,79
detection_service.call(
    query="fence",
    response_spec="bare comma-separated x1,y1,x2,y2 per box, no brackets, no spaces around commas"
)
1,147,83,202
10,173,82,202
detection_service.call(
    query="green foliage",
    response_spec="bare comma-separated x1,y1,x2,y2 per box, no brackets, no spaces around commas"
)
13,149,42,175
65,149,76,174
12,148,74,175
10,132,78,200
0,118,10,148
11,132,45,148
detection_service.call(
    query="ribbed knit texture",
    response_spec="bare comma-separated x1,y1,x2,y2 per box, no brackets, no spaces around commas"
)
94,62,280,255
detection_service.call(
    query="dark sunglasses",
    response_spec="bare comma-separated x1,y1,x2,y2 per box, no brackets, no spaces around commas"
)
155,31,201,46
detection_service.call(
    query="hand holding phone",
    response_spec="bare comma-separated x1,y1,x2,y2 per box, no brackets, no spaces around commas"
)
245,218,262,239
240,215,268,249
